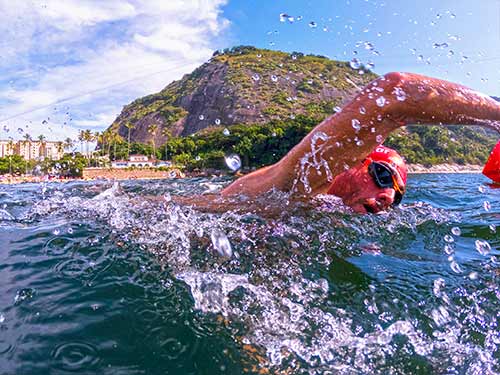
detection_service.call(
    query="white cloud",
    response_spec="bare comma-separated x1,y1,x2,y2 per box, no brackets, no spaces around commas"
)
0,0,230,141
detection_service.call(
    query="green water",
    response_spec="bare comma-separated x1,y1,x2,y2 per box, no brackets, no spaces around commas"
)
0,174,498,374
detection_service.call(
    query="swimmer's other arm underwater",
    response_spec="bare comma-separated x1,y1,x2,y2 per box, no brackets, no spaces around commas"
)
217,72,500,214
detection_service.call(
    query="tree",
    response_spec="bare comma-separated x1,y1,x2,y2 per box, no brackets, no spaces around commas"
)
124,122,134,159
161,127,172,160
64,137,74,152
148,124,159,160
38,134,47,158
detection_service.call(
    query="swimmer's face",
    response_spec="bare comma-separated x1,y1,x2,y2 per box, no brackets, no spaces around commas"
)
331,165,399,214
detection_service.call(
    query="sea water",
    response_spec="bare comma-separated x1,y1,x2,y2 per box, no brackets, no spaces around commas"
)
0,174,498,374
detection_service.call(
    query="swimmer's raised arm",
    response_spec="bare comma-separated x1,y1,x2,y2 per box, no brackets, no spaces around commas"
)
222,72,500,197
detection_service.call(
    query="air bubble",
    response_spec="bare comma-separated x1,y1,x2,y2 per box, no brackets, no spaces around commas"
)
444,235,454,243
475,240,491,256
224,154,241,171
351,119,361,131
210,229,232,257
451,227,461,236
215,118,221,125
392,87,407,101
349,58,361,69
376,96,387,107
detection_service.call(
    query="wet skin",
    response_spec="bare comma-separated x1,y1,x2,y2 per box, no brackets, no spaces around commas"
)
328,164,399,214
221,72,500,213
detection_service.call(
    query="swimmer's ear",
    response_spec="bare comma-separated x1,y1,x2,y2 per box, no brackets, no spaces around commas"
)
483,140,500,183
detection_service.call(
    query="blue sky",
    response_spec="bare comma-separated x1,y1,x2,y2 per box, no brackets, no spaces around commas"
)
0,0,499,142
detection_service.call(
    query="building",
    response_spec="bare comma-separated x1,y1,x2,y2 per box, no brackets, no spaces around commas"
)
111,155,160,168
0,140,64,160
0,141,15,158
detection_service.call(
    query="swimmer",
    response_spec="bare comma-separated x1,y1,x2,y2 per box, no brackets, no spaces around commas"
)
221,72,500,213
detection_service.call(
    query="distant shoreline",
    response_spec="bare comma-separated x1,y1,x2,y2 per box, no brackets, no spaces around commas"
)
0,163,486,185
407,163,483,174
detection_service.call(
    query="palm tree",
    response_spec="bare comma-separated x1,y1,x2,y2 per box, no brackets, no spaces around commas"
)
56,141,64,158
161,127,172,161
124,122,134,160
38,134,46,158
78,130,85,154
148,124,159,160
6,140,14,175
23,133,32,160
64,137,74,152
83,129,93,165
94,131,104,157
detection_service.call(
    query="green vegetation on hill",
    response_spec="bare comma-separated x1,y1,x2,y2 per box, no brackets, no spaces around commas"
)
104,45,499,169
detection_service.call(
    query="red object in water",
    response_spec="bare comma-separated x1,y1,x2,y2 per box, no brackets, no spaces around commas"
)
483,140,500,183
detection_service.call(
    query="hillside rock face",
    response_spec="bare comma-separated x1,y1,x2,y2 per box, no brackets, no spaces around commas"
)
107,46,377,146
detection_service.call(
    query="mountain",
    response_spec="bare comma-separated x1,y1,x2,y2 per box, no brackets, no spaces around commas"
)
105,46,499,167
107,46,377,146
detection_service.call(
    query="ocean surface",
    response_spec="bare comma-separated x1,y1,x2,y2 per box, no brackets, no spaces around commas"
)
0,174,498,374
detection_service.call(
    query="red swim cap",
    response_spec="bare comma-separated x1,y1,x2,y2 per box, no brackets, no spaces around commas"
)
482,140,500,183
367,145,407,185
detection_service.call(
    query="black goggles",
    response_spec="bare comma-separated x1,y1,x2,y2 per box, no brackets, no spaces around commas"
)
367,161,405,206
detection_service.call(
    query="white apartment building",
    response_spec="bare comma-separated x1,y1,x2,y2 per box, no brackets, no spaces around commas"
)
0,140,64,160
0,141,15,158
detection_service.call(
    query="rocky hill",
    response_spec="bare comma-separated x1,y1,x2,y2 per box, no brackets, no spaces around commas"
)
108,46,377,146
106,46,498,167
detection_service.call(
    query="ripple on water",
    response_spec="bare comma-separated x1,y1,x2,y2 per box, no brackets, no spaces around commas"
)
51,341,100,371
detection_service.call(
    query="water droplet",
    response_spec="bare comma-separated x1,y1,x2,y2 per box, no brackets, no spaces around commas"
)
279,13,289,22
349,58,361,69
163,192,172,202
444,244,454,255
272,132,277,137
67,228,73,234
351,119,361,131
392,87,407,101
356,140,364,146
215,118,221,125
271,75,278,82
433,42,449,49
376,96,387,107
199,114,204,120
308,21,317,28
252,73,260,81
478,185,485,193
483,201,491,211
433,278,445,296
364,42,374,50
17,128,24,134
489,224,496,233
359,106,366,115
417,55,424,61
468,272,478,280
53,229,60,235
0,314,4,323
447,50,454,57
475,240,491,256
451,227,461,236
222,128,230,136
14,288,35,304
444,234,454,243
366,61,375,69
333,106,342,113
290,114,295,119
256,54,262,58
450,261,462,273
375,134,383,143
210,229,232,257
291,55,297,60
224,154,241,171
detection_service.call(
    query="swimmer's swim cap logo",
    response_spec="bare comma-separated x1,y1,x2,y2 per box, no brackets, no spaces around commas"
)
368,145,407,185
